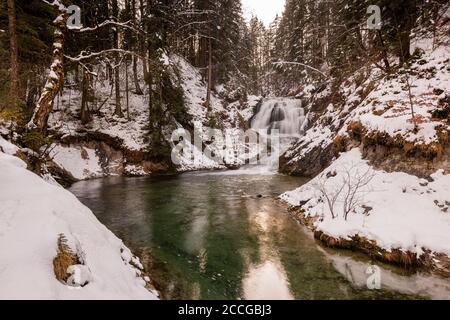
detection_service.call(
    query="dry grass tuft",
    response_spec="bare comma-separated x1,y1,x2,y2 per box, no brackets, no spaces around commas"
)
347,121,366,141
332,135,348,155
53,234,79,283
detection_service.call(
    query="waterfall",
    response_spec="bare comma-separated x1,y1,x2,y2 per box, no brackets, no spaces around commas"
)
232,98,306,174
202,98,307,175
251,99,306,138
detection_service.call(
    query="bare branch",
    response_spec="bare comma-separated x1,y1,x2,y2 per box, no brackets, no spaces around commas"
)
272,61,328,78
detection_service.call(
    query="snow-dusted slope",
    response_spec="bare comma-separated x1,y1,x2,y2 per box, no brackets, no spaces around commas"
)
340,40,449,145
279,30,450,272
46,54,259,177
281,33,450,177
0,145,157,300
281,148,450,263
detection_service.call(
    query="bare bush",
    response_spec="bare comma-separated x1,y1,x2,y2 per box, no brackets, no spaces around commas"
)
313,164,375,220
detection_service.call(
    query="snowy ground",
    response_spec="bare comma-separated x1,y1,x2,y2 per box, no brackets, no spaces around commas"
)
49,144,104,180
47,55,259,176
281,148,450,258
340,40,450,144
283,33,449,169
0,140,158,299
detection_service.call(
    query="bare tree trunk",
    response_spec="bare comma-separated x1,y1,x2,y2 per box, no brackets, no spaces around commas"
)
205,38,212,111
80,70,92,124
112,0,123,117
139,0,149,81
27,8,67,131
132,55,143,95
125,59,130,120
7,0,18,105
132,0,143,95
114,63,123,117
399,30,411,64
377,30,390,70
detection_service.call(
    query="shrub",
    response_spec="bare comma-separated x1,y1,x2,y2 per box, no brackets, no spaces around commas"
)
21,131,52,152
347,121,366,141
53,234,79,283
333,135,347,155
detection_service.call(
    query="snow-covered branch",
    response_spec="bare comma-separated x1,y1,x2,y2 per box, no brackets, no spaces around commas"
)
41,0,66,11
65,49,144,62
75,20,143,34
272,61,328,78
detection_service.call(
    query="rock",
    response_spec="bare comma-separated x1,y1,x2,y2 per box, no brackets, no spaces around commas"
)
280,142,335,177
433,88,444,96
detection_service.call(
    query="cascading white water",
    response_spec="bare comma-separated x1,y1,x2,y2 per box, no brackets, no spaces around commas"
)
232,98,307,174
202,98,307,175
251,98,306,138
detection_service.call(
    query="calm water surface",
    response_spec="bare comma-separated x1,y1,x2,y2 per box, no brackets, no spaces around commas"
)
70,172,450,300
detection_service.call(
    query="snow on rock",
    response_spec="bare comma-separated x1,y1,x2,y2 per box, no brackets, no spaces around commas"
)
281,148,450,257
0,151,157,300
173,139,226,172
0,136,19,155
124,164,147,176
50,144,103,180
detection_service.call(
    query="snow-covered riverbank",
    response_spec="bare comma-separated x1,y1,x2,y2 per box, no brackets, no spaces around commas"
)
0,137,158,299
281,148,450,275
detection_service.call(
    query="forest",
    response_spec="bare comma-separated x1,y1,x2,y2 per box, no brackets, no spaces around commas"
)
0,0,449,301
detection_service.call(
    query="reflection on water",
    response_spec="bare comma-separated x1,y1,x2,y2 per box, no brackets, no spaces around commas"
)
243,261,293,300
70,173,450,300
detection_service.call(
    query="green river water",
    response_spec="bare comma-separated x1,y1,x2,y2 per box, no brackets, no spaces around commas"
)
70,172,450,300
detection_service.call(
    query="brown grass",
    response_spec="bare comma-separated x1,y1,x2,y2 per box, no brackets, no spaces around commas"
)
347,121,366,141
332,135,348,155
53,234,79,283
346,121,448,161
286,205,449,276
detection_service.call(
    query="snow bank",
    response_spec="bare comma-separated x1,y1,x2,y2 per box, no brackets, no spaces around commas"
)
173,139,226,172
50,144,103,180
0,151,157,300
0,136,19,155
281,148,450,257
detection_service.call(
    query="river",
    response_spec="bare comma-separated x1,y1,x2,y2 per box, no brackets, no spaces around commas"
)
70,171,450,300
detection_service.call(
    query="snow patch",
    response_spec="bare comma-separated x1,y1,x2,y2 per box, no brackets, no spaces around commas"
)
0,151,157,299
50,144,103,180
281,148,450,257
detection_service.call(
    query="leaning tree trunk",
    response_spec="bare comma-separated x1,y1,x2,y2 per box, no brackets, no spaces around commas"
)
27,8,67,131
